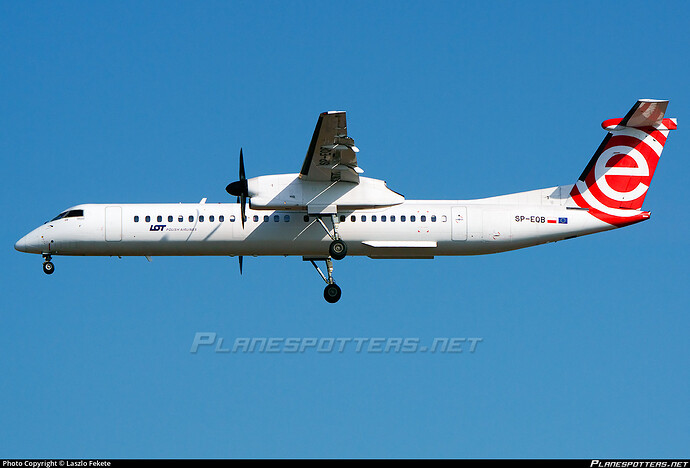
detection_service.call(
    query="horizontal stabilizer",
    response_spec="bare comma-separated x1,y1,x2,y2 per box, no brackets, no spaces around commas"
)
602,99,677,131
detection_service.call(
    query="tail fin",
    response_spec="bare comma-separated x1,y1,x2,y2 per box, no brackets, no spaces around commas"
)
569,99,676,226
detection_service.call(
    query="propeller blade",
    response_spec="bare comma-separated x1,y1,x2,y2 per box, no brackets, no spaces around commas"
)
240,193,246,229
226,148,248,197
239,148,245,181
226,147,249,229
239,255,243,275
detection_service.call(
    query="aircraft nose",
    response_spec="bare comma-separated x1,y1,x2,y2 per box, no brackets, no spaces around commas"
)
15,230,43,254
15,236,28,252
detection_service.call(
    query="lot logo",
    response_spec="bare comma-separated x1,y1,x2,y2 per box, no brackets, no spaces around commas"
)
150,224,166,231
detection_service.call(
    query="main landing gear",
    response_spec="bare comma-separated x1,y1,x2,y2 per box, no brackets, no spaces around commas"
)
306,257,342,303
329,239,347,260
312,214,348,261
42,254,54,275
305,213,348,303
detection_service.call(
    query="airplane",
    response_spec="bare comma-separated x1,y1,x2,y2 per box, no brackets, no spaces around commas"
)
15,99,676,303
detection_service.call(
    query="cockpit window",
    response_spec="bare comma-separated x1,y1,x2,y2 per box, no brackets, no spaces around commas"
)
50,209,83,221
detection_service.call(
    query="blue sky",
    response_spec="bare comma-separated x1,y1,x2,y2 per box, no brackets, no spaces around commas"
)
1,1,688,458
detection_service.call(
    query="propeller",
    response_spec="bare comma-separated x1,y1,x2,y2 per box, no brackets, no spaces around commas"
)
226,148,249,228
226,148,249,274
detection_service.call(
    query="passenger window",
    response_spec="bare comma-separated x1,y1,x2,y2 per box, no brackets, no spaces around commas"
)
340,215,346,222
431,215,437,222
157,215,162,222
411,215,416,222
421,215,426,222
361,215,366,222
350,215,356,222
304,215,309,222
263,215,269,222
372,215,377,222
199,215,204,222
274,215,280,222
145,216,151,222
178,215,183,222
229,215,235,222
442,215,448,222
284,215,290,222
401,215,406,222
254,215,259,222
134,216,139,222
219,215,224,222
390,215,396,222
381,215,386,222
168,215,173,222
189,215,194,222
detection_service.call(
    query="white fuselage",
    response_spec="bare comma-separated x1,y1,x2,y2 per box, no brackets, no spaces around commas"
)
15,184,622,259
13,102,671,303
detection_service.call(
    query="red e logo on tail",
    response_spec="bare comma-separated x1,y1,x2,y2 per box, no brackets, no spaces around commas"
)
594,146,650,204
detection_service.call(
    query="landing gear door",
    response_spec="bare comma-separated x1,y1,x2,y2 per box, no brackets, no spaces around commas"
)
451,206,467,241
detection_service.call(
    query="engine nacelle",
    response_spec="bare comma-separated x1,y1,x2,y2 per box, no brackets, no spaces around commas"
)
247,174,404,212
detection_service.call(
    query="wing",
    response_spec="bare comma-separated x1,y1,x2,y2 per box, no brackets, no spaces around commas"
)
299,111,362,183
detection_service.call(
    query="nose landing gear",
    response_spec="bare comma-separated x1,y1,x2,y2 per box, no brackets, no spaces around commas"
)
42,254,54,275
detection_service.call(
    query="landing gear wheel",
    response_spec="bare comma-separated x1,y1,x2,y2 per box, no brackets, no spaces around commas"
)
329,239,347,260
42,262,54,275
308,258,342,303
324,283,342,303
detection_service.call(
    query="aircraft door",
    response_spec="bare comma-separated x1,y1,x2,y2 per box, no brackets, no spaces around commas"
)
451,206,468,241
105,206,122,242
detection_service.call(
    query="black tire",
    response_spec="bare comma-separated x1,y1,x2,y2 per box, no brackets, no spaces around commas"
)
329,239,347,260
323,283,342,303
42,262,54,275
